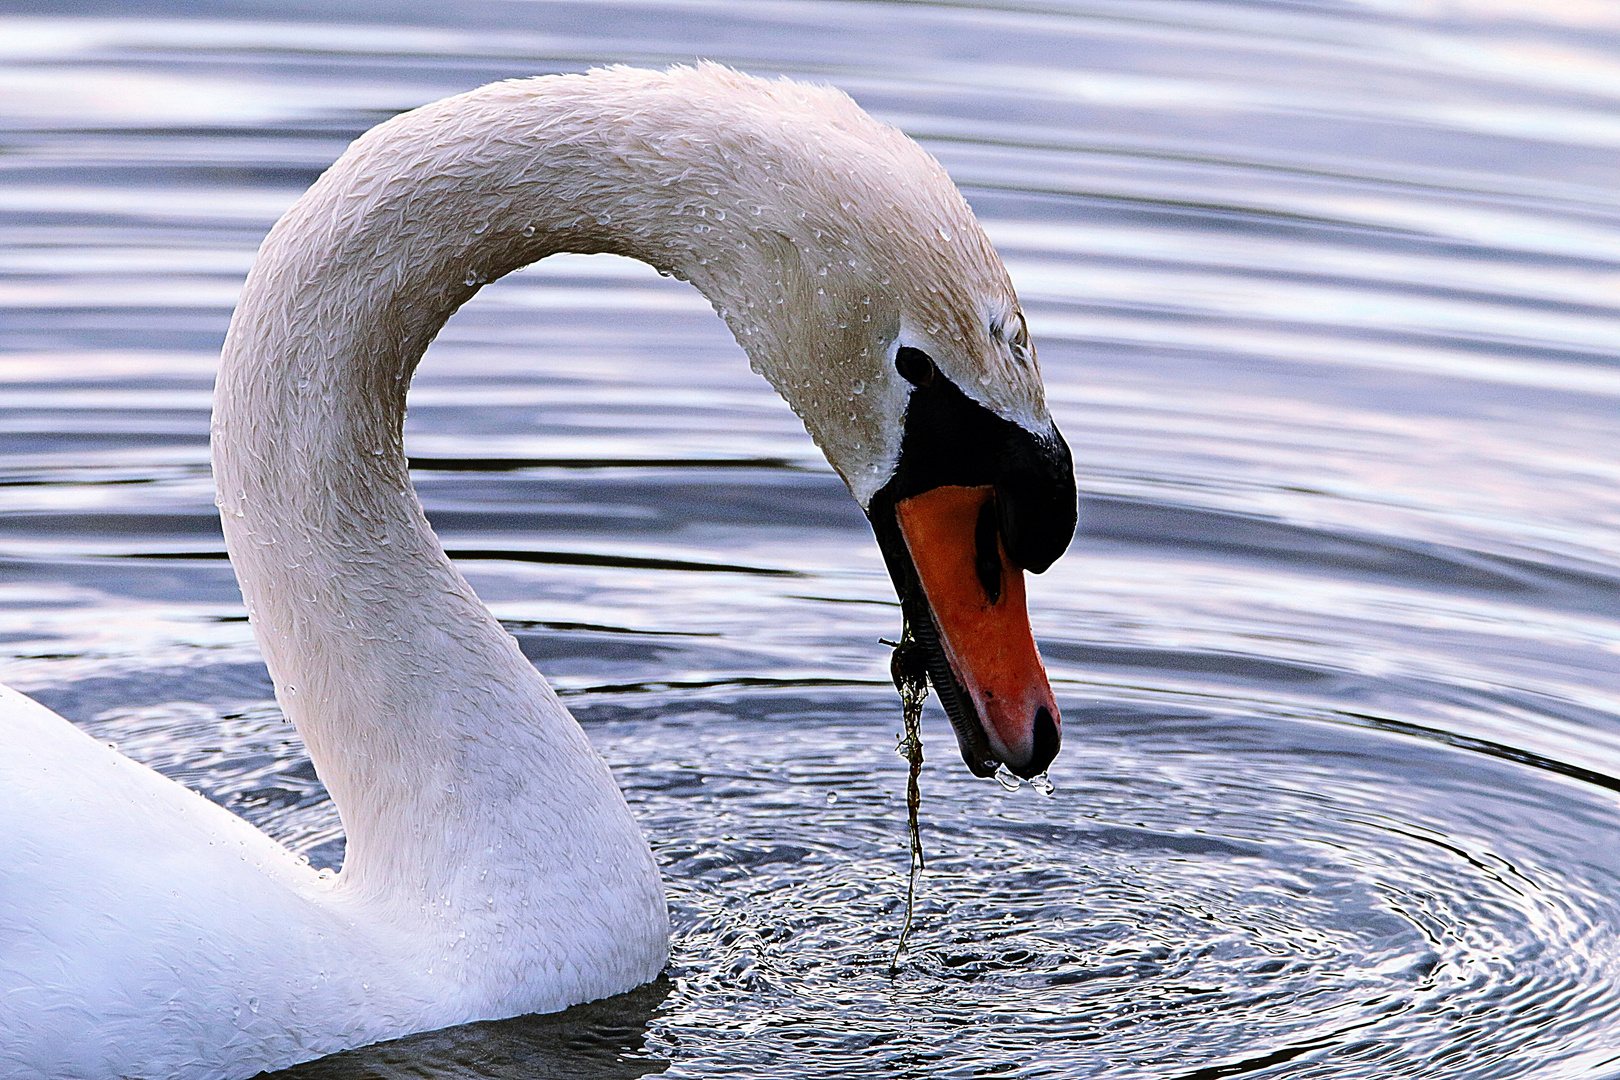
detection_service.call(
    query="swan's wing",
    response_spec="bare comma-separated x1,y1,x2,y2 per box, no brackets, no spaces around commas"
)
0,684,404,1079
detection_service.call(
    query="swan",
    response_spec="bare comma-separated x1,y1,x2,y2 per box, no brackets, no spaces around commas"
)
0,64,1076,1079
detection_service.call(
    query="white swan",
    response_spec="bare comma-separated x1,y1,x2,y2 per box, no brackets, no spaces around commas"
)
0,64,1076,1079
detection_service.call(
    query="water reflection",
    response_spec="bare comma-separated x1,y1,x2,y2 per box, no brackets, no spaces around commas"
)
267,978,671,1080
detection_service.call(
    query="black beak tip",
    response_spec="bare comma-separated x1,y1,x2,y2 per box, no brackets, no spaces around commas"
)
1014,705,1061,779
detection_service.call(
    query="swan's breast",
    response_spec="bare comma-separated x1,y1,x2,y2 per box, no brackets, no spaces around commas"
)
0,686,433,1079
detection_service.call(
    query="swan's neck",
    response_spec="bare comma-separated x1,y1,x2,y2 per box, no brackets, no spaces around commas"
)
210,76,845,982
211,67,978,1001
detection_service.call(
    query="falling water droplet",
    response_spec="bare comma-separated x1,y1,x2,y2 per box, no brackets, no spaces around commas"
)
993,764,1022,792
1031,772,1056,797
826,791,838,805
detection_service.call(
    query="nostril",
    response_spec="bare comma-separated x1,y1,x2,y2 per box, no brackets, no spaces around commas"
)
1022,706,1060,778
974,498,1003,604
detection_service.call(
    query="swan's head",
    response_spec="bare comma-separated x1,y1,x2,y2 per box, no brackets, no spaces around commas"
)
862,333,1076,782
633,65,1077,779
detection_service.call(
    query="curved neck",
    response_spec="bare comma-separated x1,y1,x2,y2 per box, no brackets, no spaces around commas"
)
210,75,797,922
210,64,990,928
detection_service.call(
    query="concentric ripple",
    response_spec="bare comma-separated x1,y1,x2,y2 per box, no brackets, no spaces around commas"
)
6,0,1620,1077
580,698,1620,1078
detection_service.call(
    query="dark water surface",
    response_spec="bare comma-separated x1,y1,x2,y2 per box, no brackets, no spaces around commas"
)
5,1,1620,1076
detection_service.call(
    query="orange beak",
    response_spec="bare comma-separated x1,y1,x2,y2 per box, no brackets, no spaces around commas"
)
895,484,1061,777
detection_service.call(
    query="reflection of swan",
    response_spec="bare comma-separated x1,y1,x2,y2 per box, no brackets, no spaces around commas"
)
1,65,1075,1078
281,975,674,1079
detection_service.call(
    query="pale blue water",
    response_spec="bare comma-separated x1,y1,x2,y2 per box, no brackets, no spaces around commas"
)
4,1,1620,1076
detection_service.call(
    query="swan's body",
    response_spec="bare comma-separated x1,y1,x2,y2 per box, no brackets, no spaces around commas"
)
0,65,1072,1079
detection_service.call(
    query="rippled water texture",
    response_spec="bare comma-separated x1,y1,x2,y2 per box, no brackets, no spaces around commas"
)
5,1,1620,1076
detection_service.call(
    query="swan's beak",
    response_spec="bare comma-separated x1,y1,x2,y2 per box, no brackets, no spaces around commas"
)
893,484,1061,779
863,362,1075,779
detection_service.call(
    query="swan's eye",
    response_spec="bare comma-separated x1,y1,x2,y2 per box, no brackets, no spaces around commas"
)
895,346,936,387
999,311,1033,367
1006,312,1029,350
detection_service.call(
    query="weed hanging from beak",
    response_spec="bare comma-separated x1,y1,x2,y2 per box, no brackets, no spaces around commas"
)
887,624,930,975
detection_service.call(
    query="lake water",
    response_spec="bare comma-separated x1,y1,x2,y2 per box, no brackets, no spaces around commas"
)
5,1,1620,1076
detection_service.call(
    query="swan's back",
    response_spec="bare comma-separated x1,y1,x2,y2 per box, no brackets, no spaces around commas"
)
0,685,432,1079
